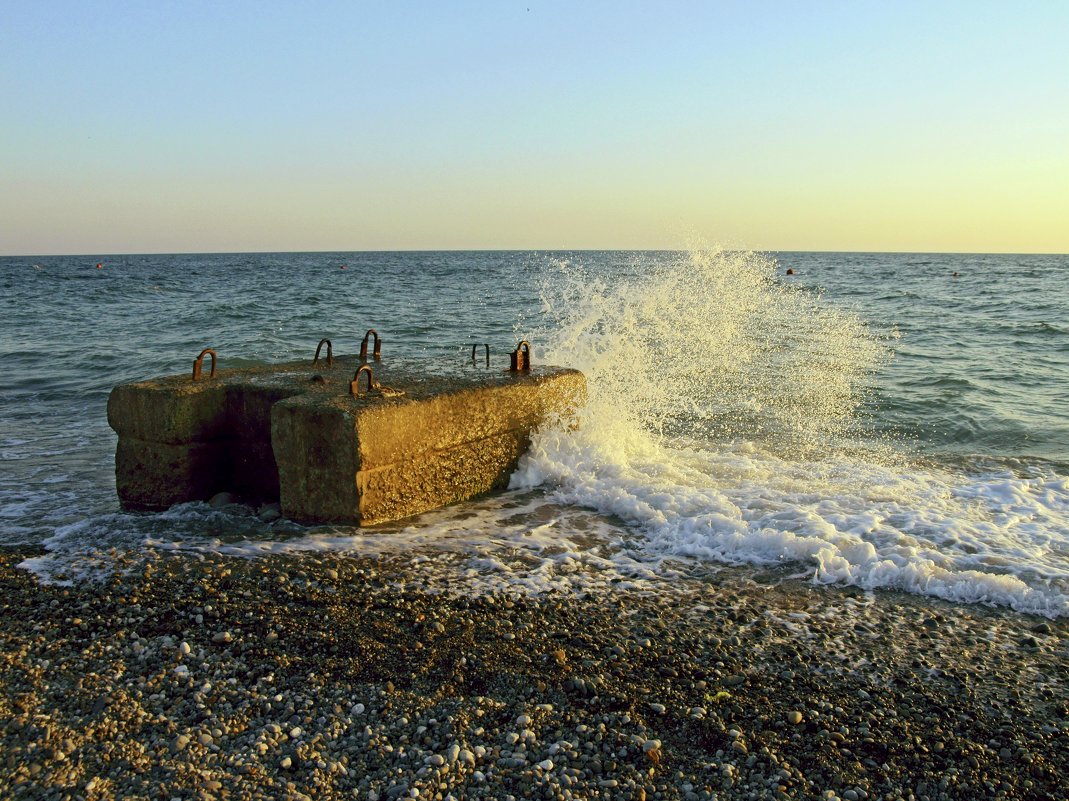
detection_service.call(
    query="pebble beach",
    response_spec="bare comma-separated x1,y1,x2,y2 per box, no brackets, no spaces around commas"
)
1,546,1064,801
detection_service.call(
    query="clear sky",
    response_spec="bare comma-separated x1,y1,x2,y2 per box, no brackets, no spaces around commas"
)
2,1,1067,255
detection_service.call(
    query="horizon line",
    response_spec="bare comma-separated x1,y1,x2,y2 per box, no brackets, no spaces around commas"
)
3,247,1067,259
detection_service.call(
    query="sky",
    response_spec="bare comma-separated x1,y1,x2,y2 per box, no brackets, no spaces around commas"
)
2,1,1067,255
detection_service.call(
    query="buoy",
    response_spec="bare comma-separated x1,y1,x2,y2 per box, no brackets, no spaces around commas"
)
785,268,794,276
96,263,103,270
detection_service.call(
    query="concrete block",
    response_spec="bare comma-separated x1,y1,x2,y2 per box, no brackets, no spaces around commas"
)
115,437,227,510
355,429,529,525
270,399,360,524
227,439,281,502
108,354,585,525
107,380,228,444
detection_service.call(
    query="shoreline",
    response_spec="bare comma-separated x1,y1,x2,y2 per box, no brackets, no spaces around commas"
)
0,546,1065,801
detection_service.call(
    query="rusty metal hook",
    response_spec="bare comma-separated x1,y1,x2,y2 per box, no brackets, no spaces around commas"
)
192,348,217,381
471,343,490,367
509,340,531,372
350,364,374,395
313,338,333,367
360,329,382,361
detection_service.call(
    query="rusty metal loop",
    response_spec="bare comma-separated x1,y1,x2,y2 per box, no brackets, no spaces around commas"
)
313,338,333,367
192,348,217,381
360,329,382,361
509,340,531,372
350,364,374,395
471,343,490,367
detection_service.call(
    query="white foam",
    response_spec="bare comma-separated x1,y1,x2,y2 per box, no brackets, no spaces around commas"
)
139,493,671,596
509,247,1069,617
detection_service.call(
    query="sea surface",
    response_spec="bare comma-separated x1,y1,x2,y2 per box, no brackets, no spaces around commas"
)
1,250,1066,616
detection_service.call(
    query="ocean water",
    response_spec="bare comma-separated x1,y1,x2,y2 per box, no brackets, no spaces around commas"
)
1,250,1066,616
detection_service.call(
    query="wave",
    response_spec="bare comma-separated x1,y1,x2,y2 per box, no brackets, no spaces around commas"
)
1035,321,1065,335
513,247,1069,617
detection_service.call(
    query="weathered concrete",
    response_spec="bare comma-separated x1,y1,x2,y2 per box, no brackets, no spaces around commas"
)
108,355,585,525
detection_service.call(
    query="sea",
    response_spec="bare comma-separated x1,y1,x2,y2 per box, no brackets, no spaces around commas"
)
1,249,1066,617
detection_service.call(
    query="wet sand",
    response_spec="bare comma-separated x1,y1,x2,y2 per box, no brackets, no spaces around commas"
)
0,546,1065,801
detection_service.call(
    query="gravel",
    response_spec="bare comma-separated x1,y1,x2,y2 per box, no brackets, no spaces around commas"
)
0,545,1066,800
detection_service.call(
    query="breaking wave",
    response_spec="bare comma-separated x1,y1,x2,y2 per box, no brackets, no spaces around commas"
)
513,248,1069,617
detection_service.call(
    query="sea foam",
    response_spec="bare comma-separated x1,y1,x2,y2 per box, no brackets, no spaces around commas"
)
511,247,1069,617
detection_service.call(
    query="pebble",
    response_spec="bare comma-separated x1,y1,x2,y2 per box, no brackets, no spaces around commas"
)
0,547,1063,801
208,492,236,508
258,503,282,522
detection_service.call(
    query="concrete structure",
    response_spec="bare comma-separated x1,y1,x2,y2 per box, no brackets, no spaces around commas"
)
107,352,585,525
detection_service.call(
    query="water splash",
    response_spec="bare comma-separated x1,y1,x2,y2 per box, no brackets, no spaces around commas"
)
513,248,1069,617
535,248,889,453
